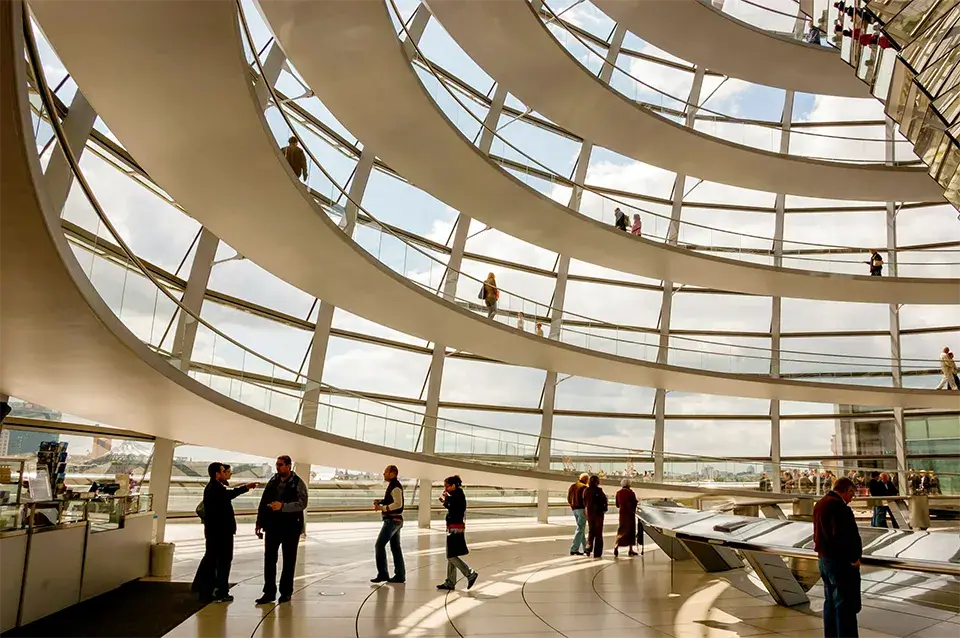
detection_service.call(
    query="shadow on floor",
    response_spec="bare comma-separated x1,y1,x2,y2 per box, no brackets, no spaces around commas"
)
2,581,207,638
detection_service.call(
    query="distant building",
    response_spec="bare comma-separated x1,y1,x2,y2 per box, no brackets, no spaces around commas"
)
90,438,112,458
834,404,959,494
1,401,63,459
0,430,60,457
8,401,62,422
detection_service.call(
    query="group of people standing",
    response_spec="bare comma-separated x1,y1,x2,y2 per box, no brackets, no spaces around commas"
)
866,471,899,528
194,461,481,606
613,207,642,236
192,455,307,604
567,473,640,558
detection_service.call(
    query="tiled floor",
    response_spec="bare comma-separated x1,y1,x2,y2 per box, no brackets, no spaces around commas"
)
160,518,958,638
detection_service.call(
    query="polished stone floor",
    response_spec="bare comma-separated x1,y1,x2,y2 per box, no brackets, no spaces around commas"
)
161,517,960,638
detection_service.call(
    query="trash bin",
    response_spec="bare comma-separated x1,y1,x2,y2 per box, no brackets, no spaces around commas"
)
909,495,930,531
150,542,176,577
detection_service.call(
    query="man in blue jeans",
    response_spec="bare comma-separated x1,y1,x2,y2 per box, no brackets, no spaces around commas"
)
814,477,862,638
567,473,588,555
371,465,406,584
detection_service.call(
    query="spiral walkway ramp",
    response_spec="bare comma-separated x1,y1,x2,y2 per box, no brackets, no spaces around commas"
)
592,0,872,98
258,0,958,305
424,0,941,202
22,0,957,410
3,2,959,634
2,0,766,498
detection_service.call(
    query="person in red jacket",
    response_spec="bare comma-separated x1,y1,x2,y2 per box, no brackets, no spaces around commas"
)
813,477,862,638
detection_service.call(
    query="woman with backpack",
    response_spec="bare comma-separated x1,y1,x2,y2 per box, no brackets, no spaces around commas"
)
437,476,479,590
582,474,608,558
479,273,499,320
613,208,628,232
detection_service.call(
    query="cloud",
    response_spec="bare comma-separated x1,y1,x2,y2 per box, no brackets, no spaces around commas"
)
44,3,959,468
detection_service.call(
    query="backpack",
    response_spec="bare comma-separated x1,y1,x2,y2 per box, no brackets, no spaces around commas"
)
593,490,608,513
195,500,205,521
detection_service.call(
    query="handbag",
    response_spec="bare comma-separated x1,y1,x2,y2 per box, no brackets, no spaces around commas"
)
446,524,469,558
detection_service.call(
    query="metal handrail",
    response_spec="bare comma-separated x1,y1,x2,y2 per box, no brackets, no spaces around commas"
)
383,0,958,258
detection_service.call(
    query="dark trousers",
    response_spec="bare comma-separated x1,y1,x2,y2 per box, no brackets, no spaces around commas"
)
871,506,900,529
374,518,405,579
819,558,861,638
585,513,604,557
192,532,233,598
263,530,299,597
871,506,888,528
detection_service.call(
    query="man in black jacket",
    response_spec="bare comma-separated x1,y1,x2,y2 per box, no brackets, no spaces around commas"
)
814,477,862,638
255,456,308,604
867,471,887,528
192,462,257,602
371,465,406,584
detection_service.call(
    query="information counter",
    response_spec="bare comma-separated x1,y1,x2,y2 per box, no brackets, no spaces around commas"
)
0,498,154,632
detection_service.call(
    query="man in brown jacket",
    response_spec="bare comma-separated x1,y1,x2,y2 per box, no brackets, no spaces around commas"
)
281,136,307,182
814,477,862,638
567,473,588,555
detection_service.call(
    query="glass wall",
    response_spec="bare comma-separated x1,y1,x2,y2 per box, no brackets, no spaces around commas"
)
29,2,960,505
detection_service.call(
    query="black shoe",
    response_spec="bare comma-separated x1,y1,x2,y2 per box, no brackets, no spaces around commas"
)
278,595,291,604
570,551,584,556
215,594,234,603
436,583,455,590
467,572,479,590
387,576,405,584
370,576,389,583
255,595,275,605
614,548,619,557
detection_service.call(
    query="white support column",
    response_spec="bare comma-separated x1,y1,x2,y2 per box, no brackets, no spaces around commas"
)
401,3,432,60
769,90,794,493
885,117,907,488
654,66,705,482
416,212,472,529
536,26,625,517
536,251,572,523
300,147,375,428
416,81,507,528
171,228,220,372
253,42,286,109
150,437,175,543
43,89,96,219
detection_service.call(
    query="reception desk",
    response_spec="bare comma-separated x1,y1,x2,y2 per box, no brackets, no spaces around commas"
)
0,511,154,632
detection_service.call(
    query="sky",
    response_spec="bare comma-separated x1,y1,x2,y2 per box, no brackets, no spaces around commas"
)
23,0,960,469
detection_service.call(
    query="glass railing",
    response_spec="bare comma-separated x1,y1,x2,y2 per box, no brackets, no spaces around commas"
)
227,5,950,385
25,16,949,489
541,0,918,164
18,23,762,484
375,0,959,277
712,0,813,40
